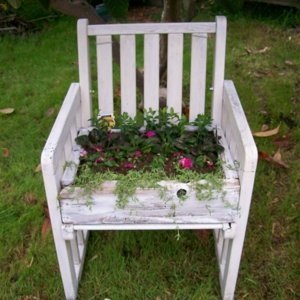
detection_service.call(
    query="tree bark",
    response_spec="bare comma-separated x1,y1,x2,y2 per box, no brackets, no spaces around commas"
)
159,0,182,84
49,0,144,94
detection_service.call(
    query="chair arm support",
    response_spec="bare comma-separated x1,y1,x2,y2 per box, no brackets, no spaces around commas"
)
41,83,82,176
221,80,258,177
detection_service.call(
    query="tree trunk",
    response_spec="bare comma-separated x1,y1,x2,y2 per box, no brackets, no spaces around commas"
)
159,0,182,85
49,0,144,95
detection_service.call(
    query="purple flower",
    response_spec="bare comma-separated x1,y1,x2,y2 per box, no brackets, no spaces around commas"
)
80,149,88,158
145,130,156,138
123,161,134,169
179,157,193,169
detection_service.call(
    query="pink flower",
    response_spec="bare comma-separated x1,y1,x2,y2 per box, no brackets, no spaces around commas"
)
123,161,134,169
92,145,102,152
80,149,88,158
179,157,193,169
133,150,142,158
95,156,104,164
206,160,214,169
145,130,156,138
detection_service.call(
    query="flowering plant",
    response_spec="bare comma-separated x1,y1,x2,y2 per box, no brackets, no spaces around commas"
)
75,108,223,176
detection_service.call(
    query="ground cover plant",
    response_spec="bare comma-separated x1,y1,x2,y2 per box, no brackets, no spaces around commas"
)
0,2,299,299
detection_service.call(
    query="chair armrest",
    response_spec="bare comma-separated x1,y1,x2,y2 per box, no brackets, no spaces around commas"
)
221,80,257,176
41,83,82,176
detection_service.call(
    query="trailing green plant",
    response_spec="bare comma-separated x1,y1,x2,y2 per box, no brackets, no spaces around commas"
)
74,162,224,208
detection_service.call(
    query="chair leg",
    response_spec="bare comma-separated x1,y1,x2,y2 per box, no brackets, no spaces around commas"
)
53,228,89,300
218,224,247,300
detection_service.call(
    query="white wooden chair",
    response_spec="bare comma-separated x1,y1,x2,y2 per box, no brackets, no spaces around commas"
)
41,17,257,300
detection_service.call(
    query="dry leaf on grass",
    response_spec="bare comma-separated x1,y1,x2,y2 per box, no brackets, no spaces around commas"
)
41,217,51,238
194,229,210,245
258,149,289,169
0,108,14,114
257,46,270,54
253,124,280,137
24,193,37,205
34,164,42,173
285,60,294,66
245,46,270,55
272,149,289,168
2,148,9,157
45,107,55,117
260,124,269,131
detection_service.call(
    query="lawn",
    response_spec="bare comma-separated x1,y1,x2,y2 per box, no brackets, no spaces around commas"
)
0,4,299,300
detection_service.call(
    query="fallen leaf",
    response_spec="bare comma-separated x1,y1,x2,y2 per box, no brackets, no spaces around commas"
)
261,124,269,131
285,60,294,66
45,107,55,117
272,149,289,168
257,46,270,54
245,46,270,55
253,124,280,137
0,108,14,114
2,148,9,157
41,217,51,238
194,229,210,245
34,164,42,173
24,193,37,205
258,150,289,169
245,47,252,54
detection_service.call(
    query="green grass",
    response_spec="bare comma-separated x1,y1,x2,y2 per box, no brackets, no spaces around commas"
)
0,8,299,299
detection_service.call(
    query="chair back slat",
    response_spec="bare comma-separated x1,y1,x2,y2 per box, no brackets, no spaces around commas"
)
167,33,184,116
88,22,216,35
144,34,160,112
120,35,136,117
189,33,207,121
77,19,92,127
96,35,113,115
212,16,227,124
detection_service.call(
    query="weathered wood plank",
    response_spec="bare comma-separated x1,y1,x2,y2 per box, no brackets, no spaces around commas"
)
96,35,113,115
77,19,92,127
167,33,184,116
88,22,216,36
120,35,136,117
60,178,239,225
222,80,257,174
42,83,81,176
212,16,227,125
189,33,207,121
144,34,160,112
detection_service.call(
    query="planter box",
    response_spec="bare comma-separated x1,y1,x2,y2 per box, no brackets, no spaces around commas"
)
59,126,240,226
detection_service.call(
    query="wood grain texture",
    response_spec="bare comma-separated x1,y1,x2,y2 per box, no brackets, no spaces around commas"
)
60,178,239,225
144,34,160,112
212,16,227,125
88,22,216,36
120,35,136,117
97,35,113,115
77,19,92,127
167,33,184,116
189,33,207,121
